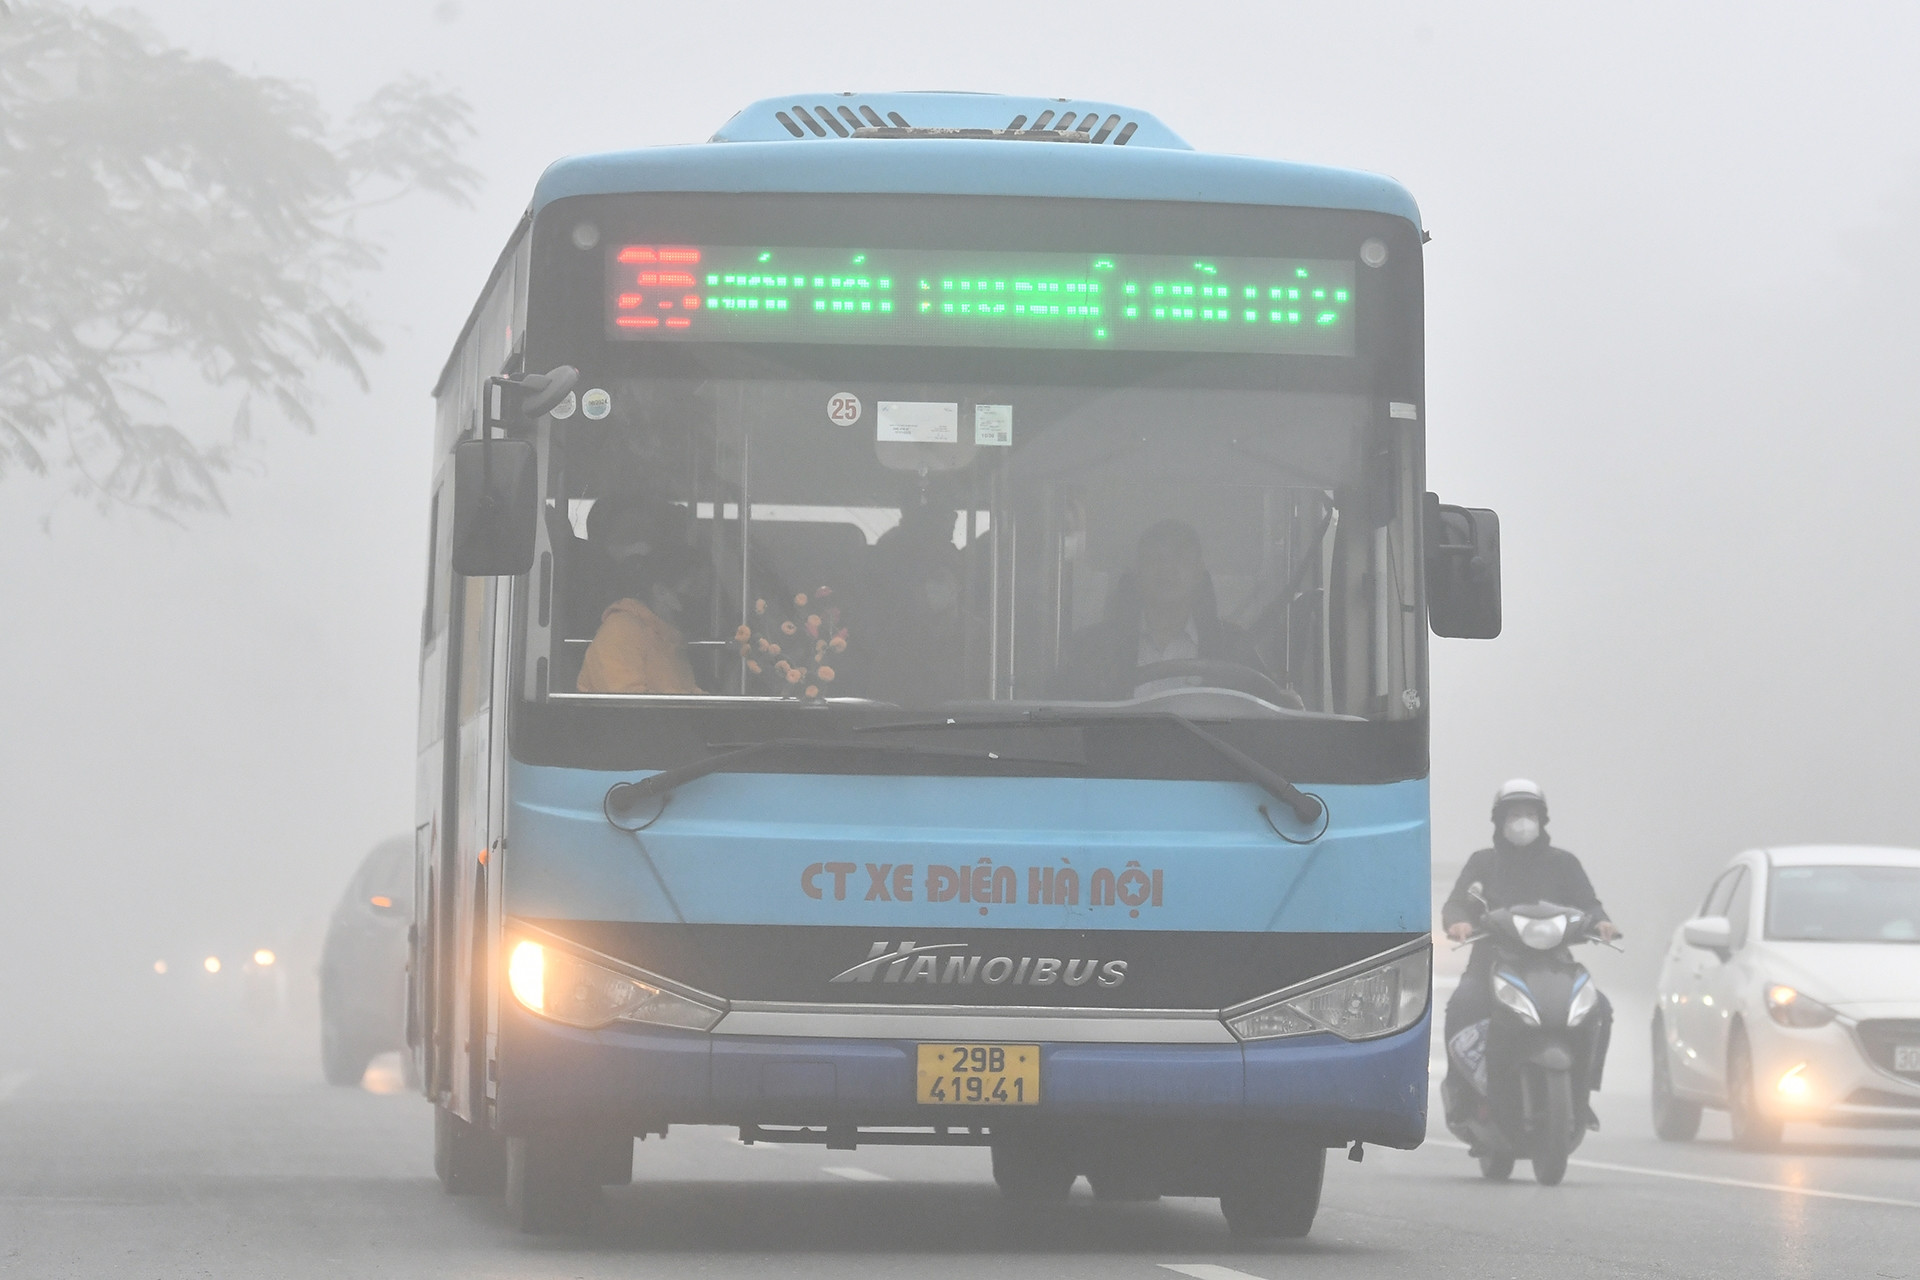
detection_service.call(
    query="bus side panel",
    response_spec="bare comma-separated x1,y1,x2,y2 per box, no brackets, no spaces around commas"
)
420,227,530,1119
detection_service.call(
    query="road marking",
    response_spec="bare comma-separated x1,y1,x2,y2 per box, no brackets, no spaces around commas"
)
0,1071,31,1102
821,1165,891,1182
1428,1140,1920,1210
1160,1266,1270,1280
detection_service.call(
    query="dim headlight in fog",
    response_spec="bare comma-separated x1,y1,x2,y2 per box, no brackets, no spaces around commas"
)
1517,914,1569,950
506,939,724,1032
1492,971,1541,1026
1765,984,1837,1028
1567,977,1601,1027
1226,946,1429,1042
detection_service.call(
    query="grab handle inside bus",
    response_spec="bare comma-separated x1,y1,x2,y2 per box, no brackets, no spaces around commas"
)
1424,494,1502,639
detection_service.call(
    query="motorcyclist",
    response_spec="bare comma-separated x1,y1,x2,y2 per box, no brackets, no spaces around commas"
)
1441,779,1617,1127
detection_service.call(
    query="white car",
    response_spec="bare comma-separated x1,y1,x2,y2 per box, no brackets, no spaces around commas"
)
1651,845,1920,1147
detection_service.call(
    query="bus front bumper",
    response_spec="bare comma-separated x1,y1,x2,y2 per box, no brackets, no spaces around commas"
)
493,1004,1430,1149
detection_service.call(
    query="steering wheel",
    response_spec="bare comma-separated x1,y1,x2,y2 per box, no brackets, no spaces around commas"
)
1131,659,1298,707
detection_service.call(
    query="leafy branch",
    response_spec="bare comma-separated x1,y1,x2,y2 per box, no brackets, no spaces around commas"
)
0,2,479,518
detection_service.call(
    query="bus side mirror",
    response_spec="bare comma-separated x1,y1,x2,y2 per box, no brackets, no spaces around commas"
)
451,437,538,577
1425,494,1501,639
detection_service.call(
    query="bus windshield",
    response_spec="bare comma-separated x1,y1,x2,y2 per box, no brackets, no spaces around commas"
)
542,365,1420,720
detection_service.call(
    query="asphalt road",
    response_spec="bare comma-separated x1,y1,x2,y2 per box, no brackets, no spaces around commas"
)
2,1002,1916,1280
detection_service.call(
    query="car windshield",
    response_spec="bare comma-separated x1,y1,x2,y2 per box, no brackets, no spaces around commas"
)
538,370,1421,721
1767,864,1920,943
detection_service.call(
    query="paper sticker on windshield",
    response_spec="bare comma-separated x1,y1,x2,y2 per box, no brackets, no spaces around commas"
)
1389,401,1418,420
877,401,957,444
827,392,862,426
974,404,1012,446
549,390,577,420
581,388,612,420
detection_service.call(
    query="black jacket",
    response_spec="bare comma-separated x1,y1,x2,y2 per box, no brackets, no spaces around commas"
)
1049,571,1256,700
1441,841,1610,938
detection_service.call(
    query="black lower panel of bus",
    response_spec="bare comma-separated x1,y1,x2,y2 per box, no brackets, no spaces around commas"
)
522,920,1422,1011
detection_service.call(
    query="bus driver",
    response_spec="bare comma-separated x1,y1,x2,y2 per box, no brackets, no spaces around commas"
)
1054,519,1264,700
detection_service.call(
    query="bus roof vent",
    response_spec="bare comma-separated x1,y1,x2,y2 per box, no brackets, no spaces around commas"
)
712,93,1191,150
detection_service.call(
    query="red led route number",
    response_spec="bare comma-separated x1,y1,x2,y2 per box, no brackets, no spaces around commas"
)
613,245,702,331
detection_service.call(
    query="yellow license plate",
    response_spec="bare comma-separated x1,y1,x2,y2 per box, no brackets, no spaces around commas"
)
916,1043,1040,1105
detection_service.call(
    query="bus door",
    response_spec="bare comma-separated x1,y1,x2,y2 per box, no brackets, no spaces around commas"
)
438,570,498,1117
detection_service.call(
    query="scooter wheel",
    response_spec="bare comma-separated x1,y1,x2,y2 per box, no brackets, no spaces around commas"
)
1478,1153,1515,1181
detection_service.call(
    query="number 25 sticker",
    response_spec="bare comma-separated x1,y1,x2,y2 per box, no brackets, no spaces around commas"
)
827,392,862,426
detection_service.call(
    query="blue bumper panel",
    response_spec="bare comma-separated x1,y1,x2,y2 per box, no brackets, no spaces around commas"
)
495,1005,1428,1146
711,1037,914,1110
1244,1010,1431,1147
1040,1043,1244,1115
493,1008,711,1131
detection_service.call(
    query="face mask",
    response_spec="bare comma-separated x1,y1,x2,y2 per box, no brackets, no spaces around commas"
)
1502,814,1542,847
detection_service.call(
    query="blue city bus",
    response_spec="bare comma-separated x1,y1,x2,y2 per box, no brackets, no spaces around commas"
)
413,92,1503,1237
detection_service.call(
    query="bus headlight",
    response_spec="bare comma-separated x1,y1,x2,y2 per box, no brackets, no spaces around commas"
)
507,938,724,1032
1225,946,1429,1042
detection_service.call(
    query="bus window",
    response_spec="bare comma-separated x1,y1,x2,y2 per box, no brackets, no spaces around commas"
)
547,375,1416,719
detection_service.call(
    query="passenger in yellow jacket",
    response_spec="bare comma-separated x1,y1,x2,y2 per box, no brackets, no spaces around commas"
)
576,597,704,694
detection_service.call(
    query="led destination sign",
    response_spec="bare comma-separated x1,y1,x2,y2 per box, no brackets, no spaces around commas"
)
606,244,1355,355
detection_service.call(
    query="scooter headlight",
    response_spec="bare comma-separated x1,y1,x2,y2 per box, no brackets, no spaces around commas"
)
1225,945,1430,1042
1567,977,1602,1027
1492,971,1542,1026
507,938,724,1032
1516,914,1569,950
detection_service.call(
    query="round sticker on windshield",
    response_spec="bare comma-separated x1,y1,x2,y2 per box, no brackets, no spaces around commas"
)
827,392,862,426
581,388,612,420
549,390,577,420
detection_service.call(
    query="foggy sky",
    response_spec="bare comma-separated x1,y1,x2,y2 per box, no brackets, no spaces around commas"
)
4,0,1918,1015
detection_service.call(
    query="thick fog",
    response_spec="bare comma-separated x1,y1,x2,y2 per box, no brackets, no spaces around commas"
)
4,0,1918,1039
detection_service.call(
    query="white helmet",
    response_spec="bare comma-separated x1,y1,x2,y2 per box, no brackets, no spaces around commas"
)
1492,778,1548,823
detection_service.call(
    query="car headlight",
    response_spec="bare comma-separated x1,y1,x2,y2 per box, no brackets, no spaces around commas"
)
507,938,724,1032
1516,914,1569,950
1567,977,1601,1027
1226,946,1429,1042
1765,984,1836,1028
1493,971,1541,1026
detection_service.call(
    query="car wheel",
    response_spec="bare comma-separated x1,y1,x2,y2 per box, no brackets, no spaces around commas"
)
1650,1014,1703,1142
433,1103,505,1195
320,1018,371,1088
990,1138,1076,1203
1726,1029,1783,1151
1219,1140,1324,1239
1478,1153,1516,1181
505,1134,599,1235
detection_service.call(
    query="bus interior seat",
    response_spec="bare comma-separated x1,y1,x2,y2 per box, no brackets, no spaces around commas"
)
751,520,872,606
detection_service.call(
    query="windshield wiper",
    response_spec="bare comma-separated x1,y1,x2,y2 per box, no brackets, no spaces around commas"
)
856,711,1324,825
604,731,1086,817
1156,713,1323,825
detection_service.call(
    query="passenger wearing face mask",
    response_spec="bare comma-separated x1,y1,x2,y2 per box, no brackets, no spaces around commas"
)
575,496,706,695
1441,779,1618,1125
